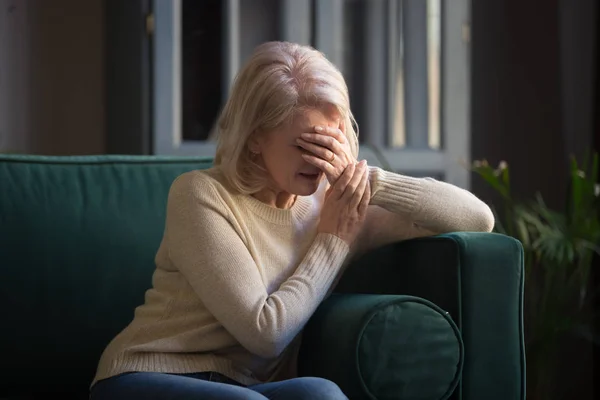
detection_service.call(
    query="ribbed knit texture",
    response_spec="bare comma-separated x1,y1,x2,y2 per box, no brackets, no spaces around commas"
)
91,166,494,388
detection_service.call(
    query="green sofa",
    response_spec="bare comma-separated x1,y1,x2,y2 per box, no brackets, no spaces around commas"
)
0,154,525,400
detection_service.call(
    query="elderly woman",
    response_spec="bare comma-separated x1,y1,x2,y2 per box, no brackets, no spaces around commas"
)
89,41,494,400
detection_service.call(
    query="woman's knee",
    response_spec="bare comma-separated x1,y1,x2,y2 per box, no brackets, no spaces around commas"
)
90,372,267,400
295,377,348,400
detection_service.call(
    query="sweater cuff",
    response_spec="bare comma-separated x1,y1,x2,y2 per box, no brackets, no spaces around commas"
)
369,166,424,216
298,233,350,286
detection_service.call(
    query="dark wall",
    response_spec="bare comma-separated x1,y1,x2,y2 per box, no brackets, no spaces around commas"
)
594,2,600,393
0,0,106,155
471,1,598,399
559,0,597,162
471,0,565,209
471,0,597,207
105,0,152,155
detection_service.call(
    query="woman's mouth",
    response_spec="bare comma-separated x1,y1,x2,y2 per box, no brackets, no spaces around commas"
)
298,172,321,181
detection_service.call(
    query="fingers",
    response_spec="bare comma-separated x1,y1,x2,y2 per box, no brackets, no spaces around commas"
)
296,138,335,162
313,125,346,144
302,129,346,149
350,163,369,210
301,153,336,177
358,175,371,216
331,162,355,200
342,160,366,202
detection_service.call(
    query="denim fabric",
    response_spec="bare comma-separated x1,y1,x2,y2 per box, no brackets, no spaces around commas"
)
89,371,348,400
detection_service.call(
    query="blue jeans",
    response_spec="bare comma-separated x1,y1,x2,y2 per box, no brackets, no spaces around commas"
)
89,371,348,400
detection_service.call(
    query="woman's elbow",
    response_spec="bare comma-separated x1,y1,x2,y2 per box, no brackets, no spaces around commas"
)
477,204,496,232
247,336,287,359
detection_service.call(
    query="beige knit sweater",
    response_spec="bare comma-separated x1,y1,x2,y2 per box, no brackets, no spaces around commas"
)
91,166,494,387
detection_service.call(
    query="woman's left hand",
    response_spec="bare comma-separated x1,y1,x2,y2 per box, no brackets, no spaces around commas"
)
296,125,356,185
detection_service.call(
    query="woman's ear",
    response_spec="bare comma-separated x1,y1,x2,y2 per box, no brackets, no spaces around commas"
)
247,131,263,154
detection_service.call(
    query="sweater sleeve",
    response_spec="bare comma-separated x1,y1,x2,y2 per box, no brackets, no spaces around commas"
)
164,173,350,359
353,166,495,255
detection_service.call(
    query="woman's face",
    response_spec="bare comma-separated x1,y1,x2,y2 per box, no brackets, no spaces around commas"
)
253,106,341,198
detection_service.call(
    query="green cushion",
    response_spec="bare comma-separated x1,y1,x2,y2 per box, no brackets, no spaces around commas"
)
334,233,526,400
299,293,463,400
0,155,212,396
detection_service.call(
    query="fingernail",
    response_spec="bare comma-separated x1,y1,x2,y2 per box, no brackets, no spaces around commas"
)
314,126,323,132
360,160,367,166
301,133,310,139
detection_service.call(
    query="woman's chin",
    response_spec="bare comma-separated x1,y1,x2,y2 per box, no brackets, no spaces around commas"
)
293,173,323,195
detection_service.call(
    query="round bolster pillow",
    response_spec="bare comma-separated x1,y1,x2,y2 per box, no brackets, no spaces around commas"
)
298,293,463,400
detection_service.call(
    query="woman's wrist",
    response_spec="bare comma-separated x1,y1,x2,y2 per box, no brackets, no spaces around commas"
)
368,166,423,216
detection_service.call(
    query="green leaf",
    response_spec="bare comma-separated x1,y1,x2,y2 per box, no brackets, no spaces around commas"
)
501,165,510,188
517,208,547,233
515,216,531,247
471,164,511,200
570,160,583,217
488,205,508,235
591,152,599,188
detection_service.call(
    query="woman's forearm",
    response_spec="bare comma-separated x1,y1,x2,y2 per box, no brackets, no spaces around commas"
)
368,166,495,234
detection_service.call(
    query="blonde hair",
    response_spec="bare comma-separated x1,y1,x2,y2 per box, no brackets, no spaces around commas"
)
214,41,359,195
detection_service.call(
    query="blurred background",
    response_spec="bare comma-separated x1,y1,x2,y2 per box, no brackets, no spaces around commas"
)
0,0,598,399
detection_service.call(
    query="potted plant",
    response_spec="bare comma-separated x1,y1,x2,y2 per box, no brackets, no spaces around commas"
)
469,153,600,400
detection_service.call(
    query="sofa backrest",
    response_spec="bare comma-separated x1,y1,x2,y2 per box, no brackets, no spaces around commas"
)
0,154,213,397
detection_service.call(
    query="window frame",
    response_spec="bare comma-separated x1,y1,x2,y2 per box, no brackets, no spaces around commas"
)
152,0,472,187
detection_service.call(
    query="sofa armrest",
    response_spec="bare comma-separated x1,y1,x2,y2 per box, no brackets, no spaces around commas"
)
303,232,525,400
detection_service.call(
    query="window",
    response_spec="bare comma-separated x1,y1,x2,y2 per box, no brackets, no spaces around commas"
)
152,0,471,188
181,0,223,142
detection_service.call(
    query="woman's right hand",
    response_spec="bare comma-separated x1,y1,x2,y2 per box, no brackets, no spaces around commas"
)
317,160,371,245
